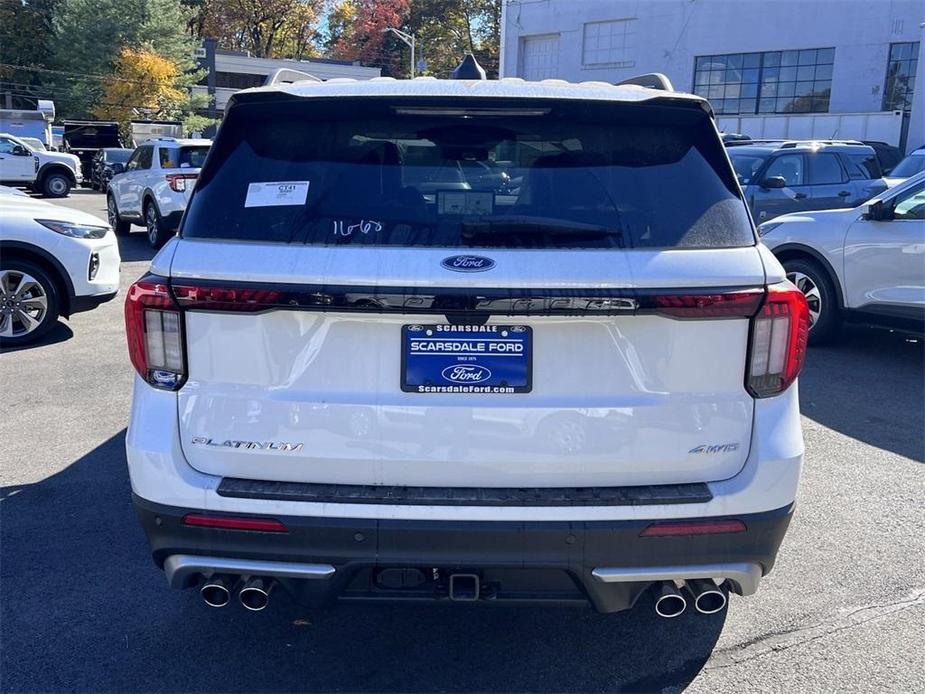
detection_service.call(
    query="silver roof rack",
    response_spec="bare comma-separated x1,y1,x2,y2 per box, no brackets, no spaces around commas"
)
616,73,674,92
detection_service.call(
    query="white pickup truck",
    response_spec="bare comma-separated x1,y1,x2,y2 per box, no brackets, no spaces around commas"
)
0,132,82,197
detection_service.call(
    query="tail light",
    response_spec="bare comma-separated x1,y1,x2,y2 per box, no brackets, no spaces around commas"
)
172,283,282,311
747,282,809,398
166,173,197,192
125,274,186,390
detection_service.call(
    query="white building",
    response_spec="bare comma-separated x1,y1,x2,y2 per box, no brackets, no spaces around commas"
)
500,0,924,152
194,40,381,117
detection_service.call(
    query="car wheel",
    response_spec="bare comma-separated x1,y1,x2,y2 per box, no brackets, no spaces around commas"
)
42,171,71,198
107,195,131,236
0,260,60,346
784,258,841,345
144,201,171,249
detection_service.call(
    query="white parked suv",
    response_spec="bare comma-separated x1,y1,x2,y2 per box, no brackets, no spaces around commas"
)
107,138,210,249
0,188,120,345
125,68,809,617
0,132,82,197
761,170,925,342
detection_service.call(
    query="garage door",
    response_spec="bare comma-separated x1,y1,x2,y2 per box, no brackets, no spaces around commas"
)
520,34,560,81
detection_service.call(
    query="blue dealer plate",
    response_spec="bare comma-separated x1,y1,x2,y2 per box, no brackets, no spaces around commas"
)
402,325,532,393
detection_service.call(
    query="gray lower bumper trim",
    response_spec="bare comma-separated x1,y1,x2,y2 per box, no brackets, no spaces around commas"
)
591,562,762,595
164,554,336,589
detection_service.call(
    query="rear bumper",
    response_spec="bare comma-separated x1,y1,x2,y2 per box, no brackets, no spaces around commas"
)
134,494,793,612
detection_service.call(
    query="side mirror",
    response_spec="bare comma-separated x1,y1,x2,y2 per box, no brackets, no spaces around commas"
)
11,145,29,156
760,176,787,190
865,199,894,222
110,163,125,174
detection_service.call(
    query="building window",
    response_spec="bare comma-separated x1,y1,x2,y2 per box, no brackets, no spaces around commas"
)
694,48,834,115
883,42,919,111
582,19,636,67
213,72,267,89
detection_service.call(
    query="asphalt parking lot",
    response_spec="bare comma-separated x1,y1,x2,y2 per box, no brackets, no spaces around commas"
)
1,190,923,693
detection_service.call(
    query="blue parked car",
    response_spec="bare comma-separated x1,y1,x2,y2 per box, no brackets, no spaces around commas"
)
727,140,888,222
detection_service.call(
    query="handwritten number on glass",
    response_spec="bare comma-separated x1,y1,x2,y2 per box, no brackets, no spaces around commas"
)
332,220,383,237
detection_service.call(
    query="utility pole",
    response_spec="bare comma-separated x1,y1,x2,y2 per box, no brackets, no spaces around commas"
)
382,27,416,78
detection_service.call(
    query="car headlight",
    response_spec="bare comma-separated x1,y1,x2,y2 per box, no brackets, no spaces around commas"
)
36,219,109,239
757,221,783,237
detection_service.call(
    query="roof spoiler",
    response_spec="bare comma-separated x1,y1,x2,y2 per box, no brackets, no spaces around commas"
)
264,68,322,86
616,73,674,91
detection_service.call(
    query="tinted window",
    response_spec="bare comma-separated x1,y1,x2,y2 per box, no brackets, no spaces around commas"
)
179,146,209,168
0,138,17,154
765,154,804,185
106,149,131,163
184,98,754,249
126,148,143,170
728,151,768,184
893,181,925,220
137,146,153,170
891,154,925,178
846,153,881,180
807,153,844,184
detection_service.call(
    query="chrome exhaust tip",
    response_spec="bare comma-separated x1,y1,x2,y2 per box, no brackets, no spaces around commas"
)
239,577,273,612
687,579,728,614
653,581,687,618
200,575,234,608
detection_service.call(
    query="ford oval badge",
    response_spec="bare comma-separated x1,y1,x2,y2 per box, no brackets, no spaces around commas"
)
441,255,495,272
441,365,492,384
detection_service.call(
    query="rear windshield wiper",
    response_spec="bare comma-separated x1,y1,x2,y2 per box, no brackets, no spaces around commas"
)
460,215,624,245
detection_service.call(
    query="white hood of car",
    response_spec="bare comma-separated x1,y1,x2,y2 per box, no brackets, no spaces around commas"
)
0,195,108,227
42,151,81,170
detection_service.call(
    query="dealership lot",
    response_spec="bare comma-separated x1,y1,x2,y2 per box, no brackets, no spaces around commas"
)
1,191,923,692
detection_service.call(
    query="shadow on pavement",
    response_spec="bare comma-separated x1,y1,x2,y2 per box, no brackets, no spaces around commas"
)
116,233,159,263
1,431,724,693
0,320,73,354
799,326,924,462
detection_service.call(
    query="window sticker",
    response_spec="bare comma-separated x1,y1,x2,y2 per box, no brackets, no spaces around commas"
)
244,181,310,207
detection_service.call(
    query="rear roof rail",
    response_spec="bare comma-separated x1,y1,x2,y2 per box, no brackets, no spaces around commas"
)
616,73,674,91
777,139,865,148
736,139,869,149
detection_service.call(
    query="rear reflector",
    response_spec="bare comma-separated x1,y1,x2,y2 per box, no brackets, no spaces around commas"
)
182,513,288,533
639,519,747,537
747,281,810,398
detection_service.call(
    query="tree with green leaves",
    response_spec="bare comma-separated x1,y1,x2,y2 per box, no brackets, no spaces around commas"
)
407,0,500,78
0,0,58,108
190,0,325,59
48,0,206,120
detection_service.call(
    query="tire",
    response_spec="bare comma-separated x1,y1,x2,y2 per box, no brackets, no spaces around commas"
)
783,257,841,345
41,171,71,198
144,200,172,249
0,259,60,347
107,194,131,236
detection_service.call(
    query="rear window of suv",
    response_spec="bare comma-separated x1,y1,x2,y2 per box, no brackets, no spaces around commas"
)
183,97,754,249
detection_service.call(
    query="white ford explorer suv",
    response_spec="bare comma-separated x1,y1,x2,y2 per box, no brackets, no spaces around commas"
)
125,64,809,617
107,138,210,249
